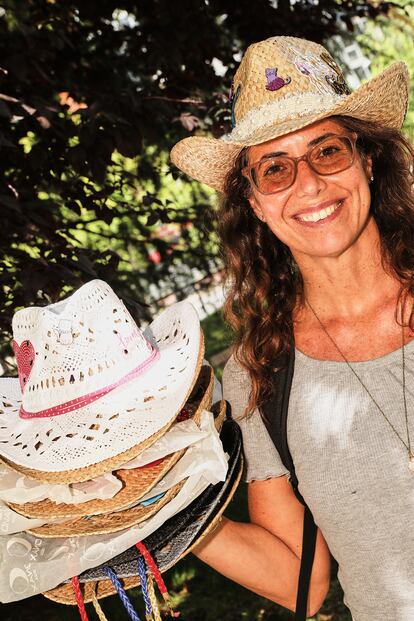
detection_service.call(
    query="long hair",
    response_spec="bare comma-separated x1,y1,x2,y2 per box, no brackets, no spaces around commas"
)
218,115,414,414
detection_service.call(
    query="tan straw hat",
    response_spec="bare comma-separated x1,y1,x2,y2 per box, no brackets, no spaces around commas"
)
26,478,186,538
170,36,410,192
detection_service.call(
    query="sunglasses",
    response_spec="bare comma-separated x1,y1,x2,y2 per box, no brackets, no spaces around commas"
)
242,134,357,195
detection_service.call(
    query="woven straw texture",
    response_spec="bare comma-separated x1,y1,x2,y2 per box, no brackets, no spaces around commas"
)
27,478,186,538
0,331,204,484
212,399,226,432
73,410,241,583
43,576,141,605
170,36,410,192
9,366,214,520
42,414,242,605
43,456,242,605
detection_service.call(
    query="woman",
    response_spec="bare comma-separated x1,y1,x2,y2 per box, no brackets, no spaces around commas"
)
171,36,414,620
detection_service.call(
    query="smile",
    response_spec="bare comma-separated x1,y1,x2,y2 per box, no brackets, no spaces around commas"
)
295,200,343,224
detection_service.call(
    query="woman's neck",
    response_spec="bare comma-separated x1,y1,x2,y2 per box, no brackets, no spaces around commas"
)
293,228,401,323
291,228,412,361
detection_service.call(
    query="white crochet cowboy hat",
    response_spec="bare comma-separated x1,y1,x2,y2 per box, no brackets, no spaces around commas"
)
170,36,410,191
0,280,204,482
7,366,214,522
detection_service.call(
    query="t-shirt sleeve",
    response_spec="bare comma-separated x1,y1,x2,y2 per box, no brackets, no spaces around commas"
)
222,355,289,483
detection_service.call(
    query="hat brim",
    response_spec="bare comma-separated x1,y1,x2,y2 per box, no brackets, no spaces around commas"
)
27,478,187,538
43,412,242,604
170,62,410,192
0,301,204,482
8,366,214,521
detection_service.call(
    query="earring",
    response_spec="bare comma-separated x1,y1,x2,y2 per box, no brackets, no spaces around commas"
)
370,175,374,182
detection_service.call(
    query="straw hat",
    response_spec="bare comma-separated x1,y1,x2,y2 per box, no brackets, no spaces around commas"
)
170,36,410,192
43,408,242,605
8,365,214,521
26,478,187,538
0,280,204,483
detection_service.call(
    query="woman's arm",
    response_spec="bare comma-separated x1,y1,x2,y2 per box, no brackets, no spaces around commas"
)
192,475,331,616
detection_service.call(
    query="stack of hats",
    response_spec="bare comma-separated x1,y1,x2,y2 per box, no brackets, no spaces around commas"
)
0,280,243,620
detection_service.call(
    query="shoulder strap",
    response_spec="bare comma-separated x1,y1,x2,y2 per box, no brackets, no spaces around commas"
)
259,341,300,498
259,341,317,621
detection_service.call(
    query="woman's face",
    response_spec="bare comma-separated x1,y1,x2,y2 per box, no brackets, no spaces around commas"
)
246,118,373,262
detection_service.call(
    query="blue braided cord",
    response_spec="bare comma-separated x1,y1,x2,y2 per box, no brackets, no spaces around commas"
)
102,566,142,621
137,556,152,616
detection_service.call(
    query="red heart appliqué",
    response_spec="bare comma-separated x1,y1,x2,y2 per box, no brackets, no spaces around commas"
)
12,340,36,392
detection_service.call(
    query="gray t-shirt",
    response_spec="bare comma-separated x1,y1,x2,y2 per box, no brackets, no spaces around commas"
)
222,341,414,621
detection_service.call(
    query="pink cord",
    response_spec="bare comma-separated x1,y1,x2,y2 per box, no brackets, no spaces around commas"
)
20,347,159,418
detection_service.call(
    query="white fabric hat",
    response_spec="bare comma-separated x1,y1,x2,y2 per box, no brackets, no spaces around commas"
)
0,280,203,481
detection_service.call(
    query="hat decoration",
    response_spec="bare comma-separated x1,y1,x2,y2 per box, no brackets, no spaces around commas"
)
265,67,291,92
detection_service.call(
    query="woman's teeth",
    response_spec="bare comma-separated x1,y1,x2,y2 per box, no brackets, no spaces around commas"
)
297,201,341,223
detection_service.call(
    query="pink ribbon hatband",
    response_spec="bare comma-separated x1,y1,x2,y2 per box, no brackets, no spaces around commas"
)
19,346,160,419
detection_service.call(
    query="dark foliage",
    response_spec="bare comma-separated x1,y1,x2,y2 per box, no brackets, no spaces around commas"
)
0,0,392,369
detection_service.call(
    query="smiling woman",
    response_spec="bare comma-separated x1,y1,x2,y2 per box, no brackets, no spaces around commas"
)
170,36,414,621
244,121,372,260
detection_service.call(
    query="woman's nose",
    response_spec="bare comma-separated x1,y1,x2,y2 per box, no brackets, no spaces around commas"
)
295,159,326,196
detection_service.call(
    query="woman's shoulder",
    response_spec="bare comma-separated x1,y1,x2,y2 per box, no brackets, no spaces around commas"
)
222,356,289,481
222,353,251,387
222,354,252,421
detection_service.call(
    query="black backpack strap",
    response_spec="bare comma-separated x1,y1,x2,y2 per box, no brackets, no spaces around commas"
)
259,340,298,493
259,341,317,620
295,506,317,619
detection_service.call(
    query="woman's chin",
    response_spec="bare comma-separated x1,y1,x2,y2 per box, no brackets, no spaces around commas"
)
291,237,360,261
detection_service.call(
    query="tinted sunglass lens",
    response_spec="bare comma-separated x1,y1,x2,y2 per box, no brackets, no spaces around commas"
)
257,159,294,193
311,137,353,173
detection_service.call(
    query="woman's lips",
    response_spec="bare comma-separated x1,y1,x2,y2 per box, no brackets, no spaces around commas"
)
294,199,344,227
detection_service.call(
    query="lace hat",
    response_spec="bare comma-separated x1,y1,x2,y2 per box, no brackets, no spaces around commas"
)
0,280,203,482
170,36,410,191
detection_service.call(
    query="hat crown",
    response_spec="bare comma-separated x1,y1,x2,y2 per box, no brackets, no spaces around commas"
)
12,280,155,415
230,36,350,133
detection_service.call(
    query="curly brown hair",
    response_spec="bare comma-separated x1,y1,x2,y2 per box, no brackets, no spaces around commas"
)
218,115,414,414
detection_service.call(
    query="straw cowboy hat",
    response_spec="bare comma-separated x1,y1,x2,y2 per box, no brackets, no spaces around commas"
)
170,36,410,191
0,280,204,483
